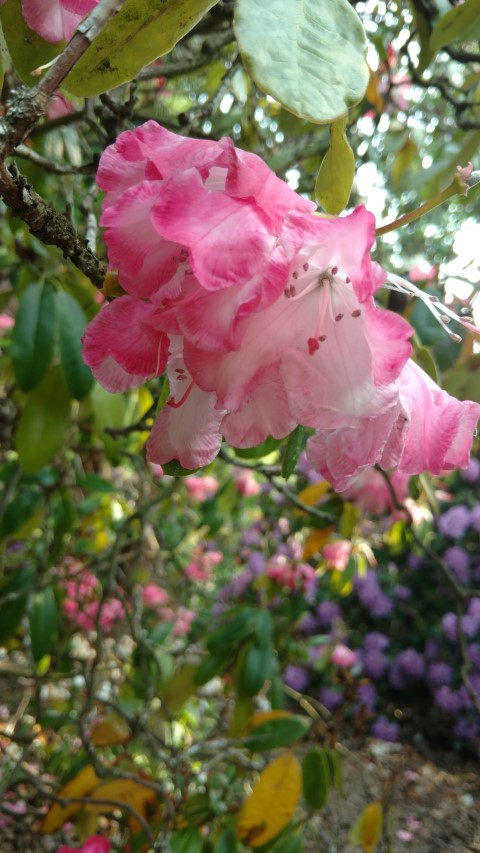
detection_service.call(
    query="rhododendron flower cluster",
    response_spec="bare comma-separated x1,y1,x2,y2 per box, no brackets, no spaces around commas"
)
82,122,480,489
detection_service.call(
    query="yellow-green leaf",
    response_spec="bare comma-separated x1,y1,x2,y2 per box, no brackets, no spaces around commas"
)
41,765,100,833
315,118,355,214
237,752,302,847
64,0,220,97
16,366,71,474
0,0,63,85
349,802,383,853
430,0,480,52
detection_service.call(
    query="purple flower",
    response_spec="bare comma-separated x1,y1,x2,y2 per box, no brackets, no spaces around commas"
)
357,683,377,710
407,554,423,571
428,662,454,687
454,718,480,741
442,612,458,643
435,686,463,714
437,505,471,539
461,614,479,639
283,664,309,692
424,639,440,659
364,631,390,651
299,613,318,635
467,643,480,670
393,584,411,601
443,546,470,583
247,552,266,575
396,648,425,679
316,601,341,627
362,649,389,679
355,572,393,618
371,716,399,742
319,687,343,711
470,505,480,533
461,458,480,483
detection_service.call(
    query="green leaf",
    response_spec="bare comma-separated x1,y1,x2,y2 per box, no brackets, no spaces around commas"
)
0,489,42,539
281,426,307,479
443,354,480,403
254,610,273,647
273,836,304,853
0,568,35,644
245,716,310,751
413,345,439,385
162,459,201,476
207,609,255,652
238,642,273,697
194,652,232,685
302,747,332,810
16,366,71,474
430,0,480,52
234,0,369,123
407,0,434,73
64,0,220,97
170,827,204,853
233,436,281,459
11,283,57,391
58,290,94,400
30,587,59,663
0,0,63,86
315,118,355,213
214,828,238,853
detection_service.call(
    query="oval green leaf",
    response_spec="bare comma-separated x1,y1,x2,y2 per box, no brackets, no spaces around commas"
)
0,489,43,539
0,0,63,85
430,0,480,52
234,0,369,123
30,587,59,662
315,118,355,214
245,716,310,751
11,283,57,392
16,366,71,473
239,642,273,697
281,425,307,479
64,0,220,97
58,290,94,400
302,747,332,810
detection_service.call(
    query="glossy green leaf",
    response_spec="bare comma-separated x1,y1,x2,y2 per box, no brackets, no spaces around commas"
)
234,0,368,123
30,587,59,662
302,747,332,810
315,118,355,214
245,716,310,751
11,283,57,391
64,0,220,97
430,0,480,52
194,652,232,685
273,836,304,853
0,568,35,643
207,609,255,652
233,436,281,459
254,610,273,647
281,426,307,479
16,366,71,474
58,290,94,400
0,0,63,85
162,459,201,476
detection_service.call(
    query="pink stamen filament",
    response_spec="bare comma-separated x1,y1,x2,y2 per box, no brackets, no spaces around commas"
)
167,380,194,409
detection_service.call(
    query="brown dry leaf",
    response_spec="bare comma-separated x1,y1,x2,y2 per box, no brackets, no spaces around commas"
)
302,527,335,560
40,764,100,833
90,715,131,747
237,752,301,847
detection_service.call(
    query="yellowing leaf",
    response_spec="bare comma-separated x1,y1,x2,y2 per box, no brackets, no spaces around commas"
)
365,67,384,113
41,765,100,833
297,481,331,507
350,802,383,853
84,778,156,817
90,716,131,747
315,117,355,215
243,710,294,734
237,752,301,847
302,527,335,560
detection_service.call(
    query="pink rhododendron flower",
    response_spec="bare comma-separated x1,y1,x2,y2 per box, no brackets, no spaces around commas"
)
57,836,111,853
47,91,75,120
172,606,196,636
267,556,317,592
142,583,169,608
341,467,409,515
330,643,357,669
184,474,219,501
232,468,261,497
21,0,98,43
322,540,352,571
82,123,480,482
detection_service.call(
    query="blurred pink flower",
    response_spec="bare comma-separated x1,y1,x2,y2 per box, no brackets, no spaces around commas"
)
331,643,357,669
408,264,437,283
322,540,352,571
142,583,169,608
47,92,74,120
172,607,196,636
0,313,14,331
341,468,409,515
233,469,261,497
267,556,316,592
184,474,219,501
57,836,111,853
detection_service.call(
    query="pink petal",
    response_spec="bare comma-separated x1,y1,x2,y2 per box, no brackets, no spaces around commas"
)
147,384,224,469
384,360,480,475
101,182,183,298
222,363,297,447
97,121,173,204
82,296,168,391
151,169,290,294
363,303,412,385
22,0,95,42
